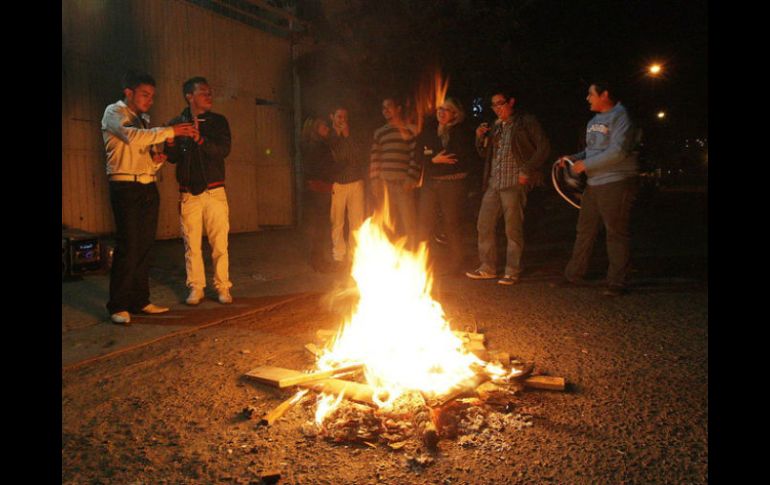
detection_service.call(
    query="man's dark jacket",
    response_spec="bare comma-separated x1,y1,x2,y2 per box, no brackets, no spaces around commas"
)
166,107,231,195
477,111,550,190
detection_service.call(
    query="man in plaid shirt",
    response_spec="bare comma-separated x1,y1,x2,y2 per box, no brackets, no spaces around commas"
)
466,89,550,285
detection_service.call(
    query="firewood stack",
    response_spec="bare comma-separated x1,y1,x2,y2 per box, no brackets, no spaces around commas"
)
244,328,566,449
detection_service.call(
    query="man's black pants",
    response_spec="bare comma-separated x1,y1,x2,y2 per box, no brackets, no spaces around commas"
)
107,181,160,314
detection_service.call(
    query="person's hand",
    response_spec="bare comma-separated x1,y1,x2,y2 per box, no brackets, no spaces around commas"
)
152,153,167,165
192,115,202,142
338,121,350,138
172,122,198,139
432,150,458,164
476,122,491,139
571,160,586,174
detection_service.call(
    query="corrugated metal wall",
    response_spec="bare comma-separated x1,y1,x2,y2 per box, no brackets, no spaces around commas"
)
62,0,295,238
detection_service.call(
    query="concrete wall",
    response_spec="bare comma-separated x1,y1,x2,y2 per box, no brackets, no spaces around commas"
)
62,0,295,238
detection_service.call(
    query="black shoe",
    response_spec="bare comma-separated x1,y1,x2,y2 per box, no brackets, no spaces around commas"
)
602,285,627,297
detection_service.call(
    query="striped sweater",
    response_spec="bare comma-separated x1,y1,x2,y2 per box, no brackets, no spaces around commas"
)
369,123,420,181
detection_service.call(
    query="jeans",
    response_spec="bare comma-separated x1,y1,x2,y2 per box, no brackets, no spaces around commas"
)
179,187,231,291
564,177,638,287
331,180,365,262
475,183,528,277
107,181,159,314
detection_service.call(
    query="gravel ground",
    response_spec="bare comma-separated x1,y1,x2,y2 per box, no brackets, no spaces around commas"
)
62,189,707,484
62,280,706,484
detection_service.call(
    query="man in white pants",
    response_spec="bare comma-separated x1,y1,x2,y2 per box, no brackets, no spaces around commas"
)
328,106,365,268
165,77,233,305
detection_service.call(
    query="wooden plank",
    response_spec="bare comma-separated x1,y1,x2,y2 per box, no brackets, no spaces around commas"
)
302,377,381,405
464,339,488,361
452,330,485,343
245,363,363,388
245,365,303,387
464,340,486,353
427,372,490,408
523,375,566,391
304,343,322,357
244,365,381,404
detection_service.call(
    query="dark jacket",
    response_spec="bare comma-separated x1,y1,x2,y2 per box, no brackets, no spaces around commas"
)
165,108,231,194
415,118,478,179
477,111,550,190
301,138,335,192
328,130,364,184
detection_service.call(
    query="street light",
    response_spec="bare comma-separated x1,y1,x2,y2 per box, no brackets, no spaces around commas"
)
649,63,663,76
657,111,666,119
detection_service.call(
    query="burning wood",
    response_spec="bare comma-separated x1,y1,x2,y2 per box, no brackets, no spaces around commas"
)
246,363,364,388
245,365,383,405
244,212,567,446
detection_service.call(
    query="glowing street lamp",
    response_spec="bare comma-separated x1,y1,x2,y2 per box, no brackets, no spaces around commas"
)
657,111,666,119
649,63,663,76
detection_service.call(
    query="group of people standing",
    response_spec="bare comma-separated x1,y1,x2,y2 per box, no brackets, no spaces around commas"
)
100,70,640,325
301,82,640,297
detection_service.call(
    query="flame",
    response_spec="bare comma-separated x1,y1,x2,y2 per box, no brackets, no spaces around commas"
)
315,391,346,425
315,210,494,422
412,65,450,134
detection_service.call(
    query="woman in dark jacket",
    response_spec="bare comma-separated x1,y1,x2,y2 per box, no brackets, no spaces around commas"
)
415,97,479,275
301,117,335,272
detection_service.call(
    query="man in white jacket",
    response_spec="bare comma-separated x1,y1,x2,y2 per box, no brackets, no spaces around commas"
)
101,70,197,324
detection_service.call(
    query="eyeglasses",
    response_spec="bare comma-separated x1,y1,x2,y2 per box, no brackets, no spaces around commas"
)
490,100,508,108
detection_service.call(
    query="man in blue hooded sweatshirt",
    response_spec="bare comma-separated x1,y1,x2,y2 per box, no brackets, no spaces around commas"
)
556,81,641,296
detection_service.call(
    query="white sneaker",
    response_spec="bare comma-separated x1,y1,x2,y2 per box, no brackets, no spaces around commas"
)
141,303,170,314
110,311,131,324
217,288,233,304
186,288,204,306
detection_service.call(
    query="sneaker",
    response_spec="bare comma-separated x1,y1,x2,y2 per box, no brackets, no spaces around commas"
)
603,285,626,297
186,288,204,306
465,269,498,280
141,303,169,314
497,275,519,286
217,288,233,304
110,311,131,324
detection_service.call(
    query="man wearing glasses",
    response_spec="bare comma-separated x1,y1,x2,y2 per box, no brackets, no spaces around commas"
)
466,89,550,285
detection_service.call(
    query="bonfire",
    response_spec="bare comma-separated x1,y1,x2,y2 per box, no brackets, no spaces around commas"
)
246,208,565,450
